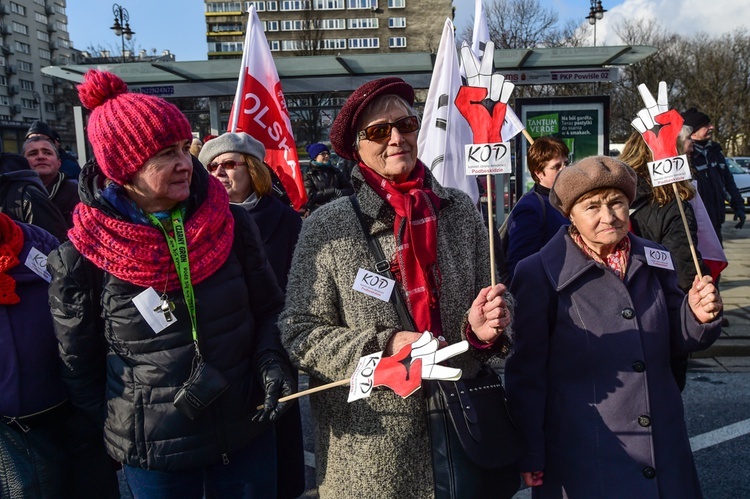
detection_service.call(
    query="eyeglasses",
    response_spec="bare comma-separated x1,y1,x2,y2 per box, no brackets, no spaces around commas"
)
357,116,420,142
206,159,241,173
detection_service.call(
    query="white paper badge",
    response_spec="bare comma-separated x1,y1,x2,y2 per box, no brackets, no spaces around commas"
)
24,247,51,283
644,247,675,270
132,287,176,334
352,268,395,302
348,352,382,403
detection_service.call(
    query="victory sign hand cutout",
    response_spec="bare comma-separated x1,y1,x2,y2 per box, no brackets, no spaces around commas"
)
372,332,469,398
631,82,684,160
455,41,515,144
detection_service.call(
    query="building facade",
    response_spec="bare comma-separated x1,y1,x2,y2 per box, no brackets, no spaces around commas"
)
0,0,76,153
205,0,453,59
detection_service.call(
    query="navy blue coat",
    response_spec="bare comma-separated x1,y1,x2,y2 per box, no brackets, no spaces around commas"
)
506,184,569,280
506,227,721,498
0,222,65,417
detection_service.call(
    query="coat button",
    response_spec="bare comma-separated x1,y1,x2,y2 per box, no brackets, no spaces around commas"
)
621,307,635,319
632,361,646,372
638,415,651,427
643,466,656,479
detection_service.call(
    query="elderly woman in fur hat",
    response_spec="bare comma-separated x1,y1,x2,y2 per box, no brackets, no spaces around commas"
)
280,77,517,498
505,156,723,498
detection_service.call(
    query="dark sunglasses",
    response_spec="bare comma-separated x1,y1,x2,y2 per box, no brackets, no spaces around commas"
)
206,159,242,173
357,116,420,142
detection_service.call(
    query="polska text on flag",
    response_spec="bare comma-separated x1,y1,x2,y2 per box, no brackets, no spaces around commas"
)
228,6,307,210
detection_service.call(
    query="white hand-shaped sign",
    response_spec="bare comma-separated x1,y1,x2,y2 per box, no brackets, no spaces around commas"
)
410,331,469,381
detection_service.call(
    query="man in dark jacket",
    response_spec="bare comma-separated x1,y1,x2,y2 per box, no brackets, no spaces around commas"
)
23,136,79,228
681,107,746,242
0,152,69,242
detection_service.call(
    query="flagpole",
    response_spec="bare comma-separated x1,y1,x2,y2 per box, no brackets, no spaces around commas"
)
487,173,496,286
229,7,253,133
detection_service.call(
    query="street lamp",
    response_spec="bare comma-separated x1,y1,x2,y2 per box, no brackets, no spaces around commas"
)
110,3,135,63
31,90,43,122
586,0,606,47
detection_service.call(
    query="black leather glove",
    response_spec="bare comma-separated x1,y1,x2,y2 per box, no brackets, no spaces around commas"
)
734,210,746,229
252,352,297,422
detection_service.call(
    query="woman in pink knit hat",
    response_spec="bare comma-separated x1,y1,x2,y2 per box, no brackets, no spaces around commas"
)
47,70,295,498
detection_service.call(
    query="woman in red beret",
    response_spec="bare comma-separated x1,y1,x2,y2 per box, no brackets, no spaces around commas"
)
280,77,516,497
505,156,723,498
46,70,296,498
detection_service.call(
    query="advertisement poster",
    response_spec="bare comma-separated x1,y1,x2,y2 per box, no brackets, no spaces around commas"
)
515,96,609,197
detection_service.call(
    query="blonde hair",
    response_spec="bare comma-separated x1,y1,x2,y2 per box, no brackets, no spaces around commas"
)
244,154,272,197
618,131,694,206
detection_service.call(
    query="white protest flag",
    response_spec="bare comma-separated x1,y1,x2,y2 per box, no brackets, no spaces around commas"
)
470,0,524,142
418,18,478,203
228,6,307,210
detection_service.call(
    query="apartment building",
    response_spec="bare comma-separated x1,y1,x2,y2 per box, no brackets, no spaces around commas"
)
205,0,453,59
0,0,75,152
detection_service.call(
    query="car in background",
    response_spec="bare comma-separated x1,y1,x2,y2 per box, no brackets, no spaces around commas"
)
726,159,750,211
730,156,750,173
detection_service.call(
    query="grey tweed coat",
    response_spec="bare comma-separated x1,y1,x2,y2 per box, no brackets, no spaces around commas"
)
280,165,503,498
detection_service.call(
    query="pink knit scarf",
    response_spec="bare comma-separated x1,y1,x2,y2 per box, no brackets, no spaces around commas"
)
68,176,235,292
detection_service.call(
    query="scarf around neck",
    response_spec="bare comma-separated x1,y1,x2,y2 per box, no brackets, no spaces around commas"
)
68,175,235,292
0,213,24,305
359,160,443,336
569,225,630,280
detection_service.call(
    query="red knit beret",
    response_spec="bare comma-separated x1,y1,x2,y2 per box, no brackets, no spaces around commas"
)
329,77,415,161
77,70,193,185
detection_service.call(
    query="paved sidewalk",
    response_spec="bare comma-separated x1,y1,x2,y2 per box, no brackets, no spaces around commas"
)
689,224,750,372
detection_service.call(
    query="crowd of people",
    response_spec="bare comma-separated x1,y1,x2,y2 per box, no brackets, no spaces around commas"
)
0,70,738,498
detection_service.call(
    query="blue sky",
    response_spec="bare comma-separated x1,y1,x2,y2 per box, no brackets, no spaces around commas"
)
66,0,749,63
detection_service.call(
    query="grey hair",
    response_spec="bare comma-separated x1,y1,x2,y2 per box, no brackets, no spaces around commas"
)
22,136,59,159
677,125,693,155
353,94,420,151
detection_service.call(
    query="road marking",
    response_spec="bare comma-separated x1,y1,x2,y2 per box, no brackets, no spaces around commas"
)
690,418,750,452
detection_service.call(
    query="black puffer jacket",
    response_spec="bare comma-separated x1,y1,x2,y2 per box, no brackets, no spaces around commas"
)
0,153,69,241
630,176,709,292
47,158,286,471
303,163,353,211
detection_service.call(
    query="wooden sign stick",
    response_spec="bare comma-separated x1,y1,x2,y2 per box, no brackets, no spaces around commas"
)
256,378,350,410
487,173,496,287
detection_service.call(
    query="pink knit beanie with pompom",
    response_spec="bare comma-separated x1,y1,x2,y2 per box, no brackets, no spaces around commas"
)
77,70,193,185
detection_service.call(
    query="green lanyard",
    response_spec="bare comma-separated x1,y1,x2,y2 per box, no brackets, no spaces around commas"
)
147,208,198,346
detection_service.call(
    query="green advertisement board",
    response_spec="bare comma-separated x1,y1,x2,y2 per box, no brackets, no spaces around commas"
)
515,96,610,196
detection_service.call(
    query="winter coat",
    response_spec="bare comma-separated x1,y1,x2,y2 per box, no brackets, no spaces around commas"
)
280,165,504,498
630,176,708,292
506,183,569,280
303,163,354,211
0,222,66,417
506,227,721,498
690,140,744,235
237,193,305,499
47,159,286,472
242,194,301,292
0,153,68,242
44,172,79,229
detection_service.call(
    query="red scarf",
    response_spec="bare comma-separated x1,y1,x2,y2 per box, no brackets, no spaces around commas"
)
0,213,24,305
360,161,443,336
68,176,235,292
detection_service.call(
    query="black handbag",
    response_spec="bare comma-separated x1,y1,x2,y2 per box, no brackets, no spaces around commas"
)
425,367,525,499
349,195,525,499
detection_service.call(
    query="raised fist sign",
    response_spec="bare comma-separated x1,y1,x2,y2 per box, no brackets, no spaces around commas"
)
455,41,515,144
631,82,684,161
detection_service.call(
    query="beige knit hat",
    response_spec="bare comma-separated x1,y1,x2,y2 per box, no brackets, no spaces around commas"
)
550,155,637,217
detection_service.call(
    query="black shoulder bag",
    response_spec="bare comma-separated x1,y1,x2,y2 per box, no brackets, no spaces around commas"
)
349,195,524,499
